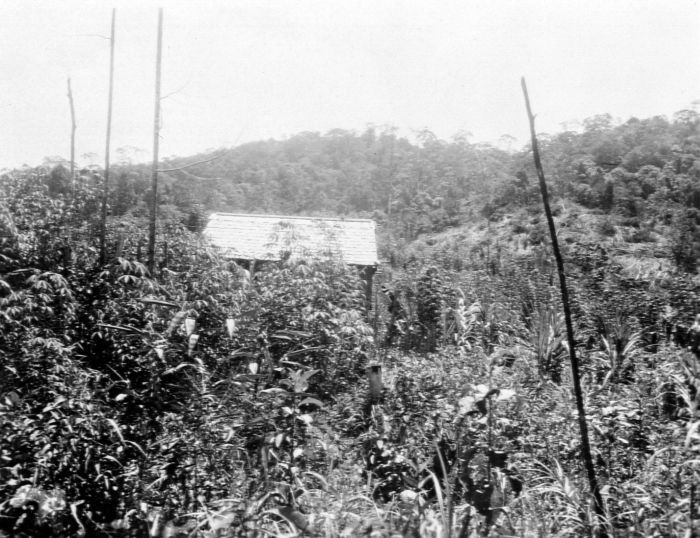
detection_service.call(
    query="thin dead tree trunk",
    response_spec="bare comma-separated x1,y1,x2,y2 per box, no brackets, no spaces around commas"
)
100,9,115,265
67,77,76,184
147,8,163,275
521,77,608,533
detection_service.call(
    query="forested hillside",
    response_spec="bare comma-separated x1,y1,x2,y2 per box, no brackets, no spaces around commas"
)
94,112,693,238
1,109,699,537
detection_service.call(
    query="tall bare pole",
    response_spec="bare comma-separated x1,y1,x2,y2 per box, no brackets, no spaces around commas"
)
100,9,116,265
67,77,76,182
521,77,608,534
147,8,163,274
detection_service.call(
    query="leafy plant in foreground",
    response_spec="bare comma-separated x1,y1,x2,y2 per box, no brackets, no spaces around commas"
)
528,305,567,383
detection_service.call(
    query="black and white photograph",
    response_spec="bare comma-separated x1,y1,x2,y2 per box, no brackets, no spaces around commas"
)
1,1,699,536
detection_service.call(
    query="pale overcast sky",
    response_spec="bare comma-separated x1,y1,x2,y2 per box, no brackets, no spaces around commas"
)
1,0,699,168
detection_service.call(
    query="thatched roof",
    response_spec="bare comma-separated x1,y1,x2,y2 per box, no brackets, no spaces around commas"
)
203,212,379,266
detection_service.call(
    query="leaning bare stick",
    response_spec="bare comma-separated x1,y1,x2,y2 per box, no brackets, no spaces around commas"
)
100,8,115,265
67,78,76,184
148,8,164,275
520,77,608,533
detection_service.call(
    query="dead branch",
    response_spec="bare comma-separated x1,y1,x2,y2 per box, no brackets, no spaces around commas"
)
160,79,192,101
71,33,110,40
178,169,222,181
157,154,224,173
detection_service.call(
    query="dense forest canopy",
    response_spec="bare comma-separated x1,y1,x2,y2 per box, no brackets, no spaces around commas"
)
38,110,697,242
33,109,697,273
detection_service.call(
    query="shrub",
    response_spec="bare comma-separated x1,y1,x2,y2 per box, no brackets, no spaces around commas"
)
597,217,617,236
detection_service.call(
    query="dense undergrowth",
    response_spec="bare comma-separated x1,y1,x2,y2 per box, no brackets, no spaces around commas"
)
1,156,699,537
